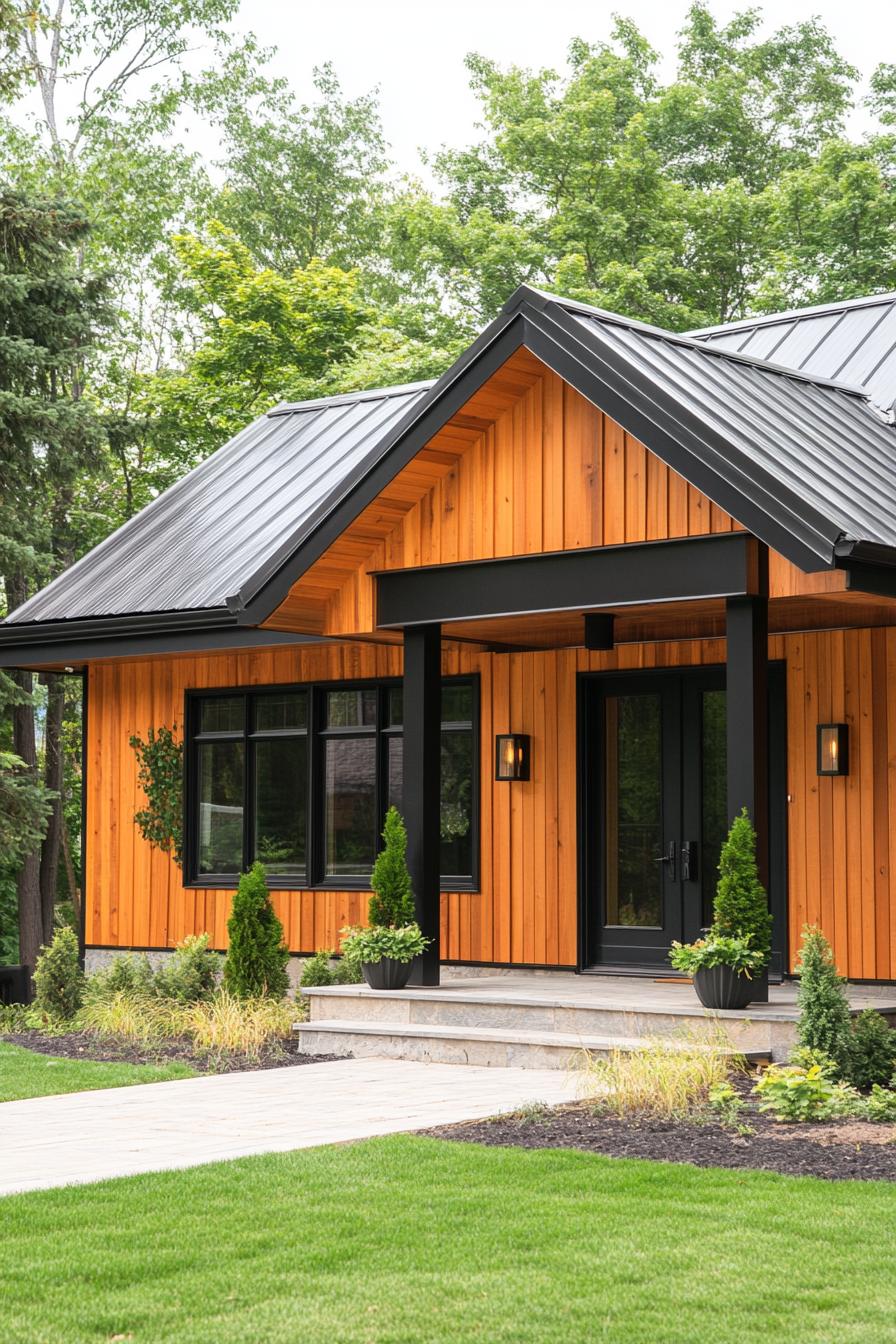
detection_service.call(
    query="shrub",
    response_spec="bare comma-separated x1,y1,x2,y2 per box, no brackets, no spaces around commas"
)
84,951,155,1003
340,922,429,967
669,934,766,976
712,808,772,965
845,1009,896,1090
865,1085,896,1123
583,1028,736,1120
223,863,290,1000
332,945,364,984
300,950,335,988
368,806,415,927
796,926,853,1071
33,927,84,1020
154,934,221,1004
788,1045,839,1078
753,1064,862,1123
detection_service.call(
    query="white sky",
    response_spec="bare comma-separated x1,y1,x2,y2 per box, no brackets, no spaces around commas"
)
224,0,896,177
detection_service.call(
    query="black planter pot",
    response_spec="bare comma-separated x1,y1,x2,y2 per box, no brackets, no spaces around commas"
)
693,963,755,1011
361,957,413,991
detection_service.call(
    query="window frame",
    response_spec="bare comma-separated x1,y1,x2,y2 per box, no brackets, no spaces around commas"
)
183,675,480,893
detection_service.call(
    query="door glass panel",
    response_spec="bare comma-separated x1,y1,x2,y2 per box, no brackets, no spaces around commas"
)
701,689,728,927
604,693,663,927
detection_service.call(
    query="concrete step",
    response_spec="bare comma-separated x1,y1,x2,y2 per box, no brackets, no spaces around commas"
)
294,1018,770,1071
300,983,797,1058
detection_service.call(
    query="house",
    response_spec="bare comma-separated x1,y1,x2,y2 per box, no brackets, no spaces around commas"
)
4,284,896,993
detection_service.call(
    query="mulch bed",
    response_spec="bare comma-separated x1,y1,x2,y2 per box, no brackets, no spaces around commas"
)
2,1030,338,1074
422,1087,896,1183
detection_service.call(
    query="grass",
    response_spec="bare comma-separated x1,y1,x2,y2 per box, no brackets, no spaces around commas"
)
4,1136,896,1343
583,1025,740,1119
0,1041,196,1102
78,988,299,1054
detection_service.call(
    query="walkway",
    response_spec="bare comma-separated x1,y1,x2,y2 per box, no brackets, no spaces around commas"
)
0,1057,579,1197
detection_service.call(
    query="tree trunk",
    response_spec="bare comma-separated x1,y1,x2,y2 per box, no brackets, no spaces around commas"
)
12,668,42,976
39,671,64,943
61,821,81,931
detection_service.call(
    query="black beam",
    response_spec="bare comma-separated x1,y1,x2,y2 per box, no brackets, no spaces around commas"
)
376,534,754,628
584,613,615,650
402,624,442,985
843,563,896,600
0,625,322,669
725,590,769,884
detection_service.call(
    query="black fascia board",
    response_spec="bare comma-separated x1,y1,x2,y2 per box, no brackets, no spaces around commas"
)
520,300,843,572
230,308,532,624
375,533,754,628
0,607,321,669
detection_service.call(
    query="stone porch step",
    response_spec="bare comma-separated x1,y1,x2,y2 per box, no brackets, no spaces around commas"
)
294,1018,770,1071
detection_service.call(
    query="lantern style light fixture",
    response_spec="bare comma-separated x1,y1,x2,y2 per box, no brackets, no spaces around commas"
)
817,723,849,777
495,733,530,781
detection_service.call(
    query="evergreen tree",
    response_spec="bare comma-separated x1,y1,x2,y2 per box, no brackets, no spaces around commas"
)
712,807,772,963
368,807,416,928
796,926,853,1070
222,862,289,999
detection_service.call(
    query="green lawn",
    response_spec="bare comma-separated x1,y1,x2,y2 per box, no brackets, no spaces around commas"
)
4,1136,896,1344
0,1040,196,1101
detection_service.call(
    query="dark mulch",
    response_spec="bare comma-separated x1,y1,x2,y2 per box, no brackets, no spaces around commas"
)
422,1089,896,1183
2,1030,339,1073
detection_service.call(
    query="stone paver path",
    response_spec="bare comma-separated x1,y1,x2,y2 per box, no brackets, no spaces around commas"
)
0,1057,579,1196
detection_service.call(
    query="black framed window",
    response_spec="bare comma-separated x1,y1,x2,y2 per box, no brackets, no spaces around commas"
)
186,678,478,890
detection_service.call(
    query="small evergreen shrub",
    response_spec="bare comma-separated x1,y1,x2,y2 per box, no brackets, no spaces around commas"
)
300,950,335,988
712,808,772,965
85,951,155,1002
222,863,290,1000
369,806,416,927
33,927,85,1020
865,1084,896,1123
154,934,221,1004
333,944,364,984
846,1009,896,1090
796,926,853,1072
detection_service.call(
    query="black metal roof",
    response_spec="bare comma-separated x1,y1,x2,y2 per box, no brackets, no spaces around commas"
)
5,285,896,648
690,293,896,414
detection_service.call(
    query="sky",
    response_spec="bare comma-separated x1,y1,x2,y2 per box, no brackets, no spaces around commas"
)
225,0,896,178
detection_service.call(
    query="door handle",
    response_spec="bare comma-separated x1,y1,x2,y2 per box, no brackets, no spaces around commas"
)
681,841,699,883
653,841,677,881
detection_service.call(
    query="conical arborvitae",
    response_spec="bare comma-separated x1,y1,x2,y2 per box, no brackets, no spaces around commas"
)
222,862,289,999
368,806,416,927
712,807,772,964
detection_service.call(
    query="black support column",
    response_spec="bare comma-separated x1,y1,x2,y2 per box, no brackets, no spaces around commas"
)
725,573,769,888
402,623,441,985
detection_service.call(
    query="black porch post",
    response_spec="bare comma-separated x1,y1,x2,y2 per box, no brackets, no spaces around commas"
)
725,580,769,887
403,623,441,985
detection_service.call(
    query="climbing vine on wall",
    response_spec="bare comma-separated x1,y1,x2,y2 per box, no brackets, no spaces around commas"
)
129,725,184,867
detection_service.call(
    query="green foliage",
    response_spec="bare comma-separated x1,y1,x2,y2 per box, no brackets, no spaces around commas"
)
669,934,766,976
796,926,854,1071
707,1080,746,1128
340,923,430,967
752,1064,856,1123
368,806,416,928
129,726,184,866
222,863,289,1000
84,952,155,1003
865,1085,896,1124
32,926,84,1020
334,941,365,985
845,1010,896,1091
788,1045,839,1079
712,808,772,962
153,934,221,1004
300,950,336,988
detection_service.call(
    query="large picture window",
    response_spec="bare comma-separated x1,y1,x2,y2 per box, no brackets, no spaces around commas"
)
186,678,478,889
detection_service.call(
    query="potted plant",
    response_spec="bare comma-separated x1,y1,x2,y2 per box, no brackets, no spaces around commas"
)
341,807,430,991
669,808,772,1010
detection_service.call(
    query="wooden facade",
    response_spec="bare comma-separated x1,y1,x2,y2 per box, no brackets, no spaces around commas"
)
80,349,896,981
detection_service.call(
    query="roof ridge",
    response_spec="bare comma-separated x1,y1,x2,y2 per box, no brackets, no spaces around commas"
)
687,291,896,338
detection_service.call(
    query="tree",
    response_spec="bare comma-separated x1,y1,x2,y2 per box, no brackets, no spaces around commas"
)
712,807,772,963
796,926,853,1070
222,862,289,999
0,670,54,963
369,807,416,928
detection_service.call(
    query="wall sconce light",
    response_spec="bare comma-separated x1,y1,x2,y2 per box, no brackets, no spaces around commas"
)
495,733,530,781
817,723,849,776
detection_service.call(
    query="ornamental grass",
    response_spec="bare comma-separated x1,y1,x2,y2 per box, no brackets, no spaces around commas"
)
582,1024,741,1120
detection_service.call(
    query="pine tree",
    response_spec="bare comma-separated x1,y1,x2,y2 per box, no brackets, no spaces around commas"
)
712,807,772,963
222,863,289,999
796,925,853,1070
368,806,416,927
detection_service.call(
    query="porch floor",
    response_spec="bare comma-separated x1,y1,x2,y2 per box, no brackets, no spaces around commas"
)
297,971,896,1069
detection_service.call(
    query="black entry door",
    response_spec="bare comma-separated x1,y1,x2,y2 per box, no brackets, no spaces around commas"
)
587,670,725,967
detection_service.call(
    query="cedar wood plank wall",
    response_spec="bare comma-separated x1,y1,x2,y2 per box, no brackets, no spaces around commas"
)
84,360,896,979
87,628,896,978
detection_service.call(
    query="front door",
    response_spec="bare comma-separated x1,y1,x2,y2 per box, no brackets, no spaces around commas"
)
583,667,785,971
